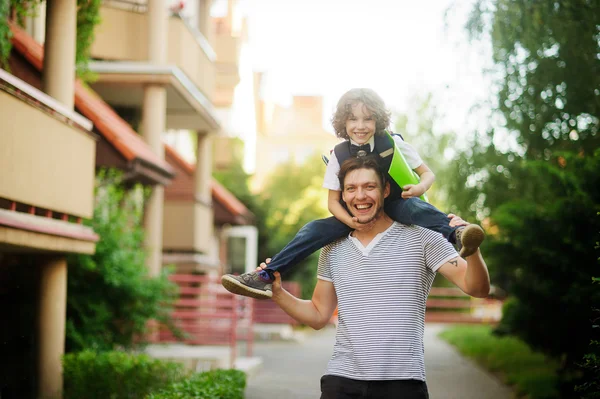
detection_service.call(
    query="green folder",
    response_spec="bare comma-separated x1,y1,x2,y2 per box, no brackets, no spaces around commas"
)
386,131,428,202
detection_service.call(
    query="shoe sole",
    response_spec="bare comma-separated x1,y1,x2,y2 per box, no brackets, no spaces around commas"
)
459,225,485,258
221,275,273,300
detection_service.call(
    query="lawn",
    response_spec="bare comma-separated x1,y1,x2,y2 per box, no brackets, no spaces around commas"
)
439,325,560,399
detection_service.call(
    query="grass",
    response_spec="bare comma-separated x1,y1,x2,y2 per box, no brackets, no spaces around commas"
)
439,325,560,399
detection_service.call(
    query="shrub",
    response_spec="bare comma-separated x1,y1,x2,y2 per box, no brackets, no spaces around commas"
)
146,369,246,399
63,350,187,399
66,169,178,352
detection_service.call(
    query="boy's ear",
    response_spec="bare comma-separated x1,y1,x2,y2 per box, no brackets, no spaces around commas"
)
383,182,390,199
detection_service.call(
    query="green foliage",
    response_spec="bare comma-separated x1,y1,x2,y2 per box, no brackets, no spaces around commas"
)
63,351,245,399
146,369,246,399
440,325,560,399
66,169,178,352
63,350,186,399
76,0,101,78
0,0,10,69
575,229,600,398
395,93,456,209
0,0,100,76
456,1,600,395
467,0,600,158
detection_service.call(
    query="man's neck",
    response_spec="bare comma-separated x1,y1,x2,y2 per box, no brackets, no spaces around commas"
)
351,213,394,246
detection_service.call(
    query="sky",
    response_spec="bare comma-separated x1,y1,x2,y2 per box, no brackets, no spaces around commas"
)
224,0,494,172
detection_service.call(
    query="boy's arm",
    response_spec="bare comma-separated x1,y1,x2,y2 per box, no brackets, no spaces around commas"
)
328,190,374,231
401,162,435,199
270,271,338,330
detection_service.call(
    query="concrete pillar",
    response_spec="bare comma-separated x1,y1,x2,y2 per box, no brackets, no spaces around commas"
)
142,0,168,276
197,0,213,45
38,257,67,399
195,132,213,204
147,0,167,64
37,0,76,396
43,0,77,109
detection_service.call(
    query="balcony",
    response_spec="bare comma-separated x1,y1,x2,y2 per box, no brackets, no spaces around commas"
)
163,201,214,255
213,19,241,107
91,3,216,102
0,70,96,220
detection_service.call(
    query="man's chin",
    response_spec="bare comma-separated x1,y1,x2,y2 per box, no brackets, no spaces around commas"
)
354,214,377,225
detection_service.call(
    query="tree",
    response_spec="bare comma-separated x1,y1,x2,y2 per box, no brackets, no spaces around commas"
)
66,170,177,352
456,0,600,395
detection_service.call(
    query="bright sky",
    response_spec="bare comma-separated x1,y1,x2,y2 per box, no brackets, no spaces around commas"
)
226,0,494,172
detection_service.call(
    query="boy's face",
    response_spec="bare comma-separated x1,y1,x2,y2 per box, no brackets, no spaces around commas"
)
342,167,390,224
345,102,376,145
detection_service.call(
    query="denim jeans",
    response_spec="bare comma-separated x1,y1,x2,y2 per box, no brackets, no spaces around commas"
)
266,197,457,275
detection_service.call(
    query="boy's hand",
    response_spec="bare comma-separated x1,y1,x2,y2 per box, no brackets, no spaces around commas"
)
350,216,377,232
401,183,426,199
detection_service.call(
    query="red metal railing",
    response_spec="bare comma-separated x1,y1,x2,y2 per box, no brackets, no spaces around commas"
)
157,274,254,366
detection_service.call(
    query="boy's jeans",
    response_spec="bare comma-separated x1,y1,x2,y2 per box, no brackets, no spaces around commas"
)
265,197,458,275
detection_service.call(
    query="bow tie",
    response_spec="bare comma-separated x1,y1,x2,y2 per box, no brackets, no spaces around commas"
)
350,143,371,157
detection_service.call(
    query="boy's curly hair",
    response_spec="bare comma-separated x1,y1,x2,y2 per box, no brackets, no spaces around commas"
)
331,88,392,140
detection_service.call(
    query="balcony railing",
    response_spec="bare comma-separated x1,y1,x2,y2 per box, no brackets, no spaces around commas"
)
92,1,216,99
0,70,96,219
163,200,214,255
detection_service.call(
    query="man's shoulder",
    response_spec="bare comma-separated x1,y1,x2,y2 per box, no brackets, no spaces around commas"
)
323,236,351,252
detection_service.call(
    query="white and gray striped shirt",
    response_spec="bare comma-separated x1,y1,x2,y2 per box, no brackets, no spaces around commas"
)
317,222,457,381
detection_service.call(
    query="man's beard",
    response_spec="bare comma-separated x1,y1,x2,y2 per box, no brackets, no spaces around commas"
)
354,204,384,225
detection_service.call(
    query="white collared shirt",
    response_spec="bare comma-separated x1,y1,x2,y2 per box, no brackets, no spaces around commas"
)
323,135,423,191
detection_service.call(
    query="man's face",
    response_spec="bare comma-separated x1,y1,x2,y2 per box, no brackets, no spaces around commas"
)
345,102,376,144
342,167,390,224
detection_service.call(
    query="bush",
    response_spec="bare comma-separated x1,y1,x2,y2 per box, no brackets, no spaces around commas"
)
63,350,186,399
146,369,246,399
66,169,178,352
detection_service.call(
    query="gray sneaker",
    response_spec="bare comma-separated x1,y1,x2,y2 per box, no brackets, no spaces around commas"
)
221,271,273,300
455,224,485,258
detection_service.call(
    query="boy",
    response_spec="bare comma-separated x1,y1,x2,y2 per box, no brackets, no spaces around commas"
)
222,88,485,299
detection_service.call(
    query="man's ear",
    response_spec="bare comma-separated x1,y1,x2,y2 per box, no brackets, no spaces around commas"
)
384,182,391,199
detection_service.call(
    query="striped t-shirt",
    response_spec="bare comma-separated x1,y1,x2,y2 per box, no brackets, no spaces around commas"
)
317,222,457,381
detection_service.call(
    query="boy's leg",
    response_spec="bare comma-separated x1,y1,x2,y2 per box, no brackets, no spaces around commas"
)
221,217,352,299
384,197,485,257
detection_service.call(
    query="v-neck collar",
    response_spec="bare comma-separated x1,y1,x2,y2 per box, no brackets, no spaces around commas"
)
348,222,397,256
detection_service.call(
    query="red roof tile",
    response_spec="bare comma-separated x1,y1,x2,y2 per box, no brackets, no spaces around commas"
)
9,24,175,178
164,144,252,220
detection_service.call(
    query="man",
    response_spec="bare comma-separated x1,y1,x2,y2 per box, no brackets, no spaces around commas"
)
261,155,490,399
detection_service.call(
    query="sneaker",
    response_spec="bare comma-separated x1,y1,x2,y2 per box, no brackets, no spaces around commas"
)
455,224,485,258
221,270,273,300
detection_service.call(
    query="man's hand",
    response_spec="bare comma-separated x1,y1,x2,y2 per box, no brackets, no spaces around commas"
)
257,258,283,297
401,183,426,199
447,213,469,227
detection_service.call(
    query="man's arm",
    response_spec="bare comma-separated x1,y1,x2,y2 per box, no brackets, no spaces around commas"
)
270,271,338,330
437,251,490,298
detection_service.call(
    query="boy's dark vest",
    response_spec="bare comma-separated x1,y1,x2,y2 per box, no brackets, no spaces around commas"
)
333,133,404,200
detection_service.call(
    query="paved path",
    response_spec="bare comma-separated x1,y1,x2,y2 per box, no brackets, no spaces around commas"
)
245,323,512,399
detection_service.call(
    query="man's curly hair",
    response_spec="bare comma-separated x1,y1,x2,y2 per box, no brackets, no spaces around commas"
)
331,88,392,140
